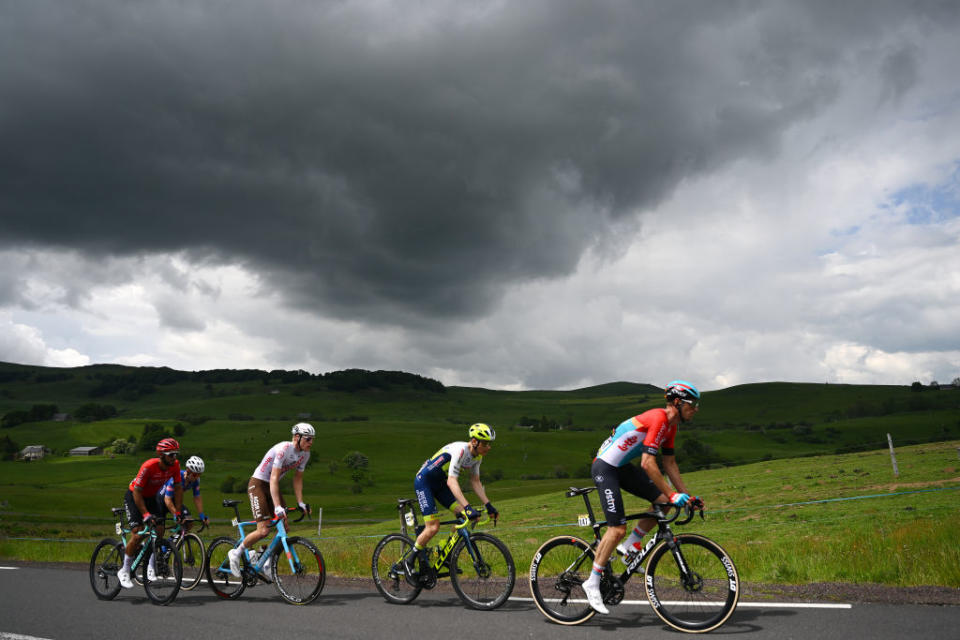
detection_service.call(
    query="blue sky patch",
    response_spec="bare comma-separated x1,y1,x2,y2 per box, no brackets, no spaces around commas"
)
888,161,960,225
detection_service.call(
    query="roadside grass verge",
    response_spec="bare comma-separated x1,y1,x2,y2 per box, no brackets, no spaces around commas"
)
4,440,958,589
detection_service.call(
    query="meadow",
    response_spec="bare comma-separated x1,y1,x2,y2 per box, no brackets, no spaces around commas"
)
1,362,959,589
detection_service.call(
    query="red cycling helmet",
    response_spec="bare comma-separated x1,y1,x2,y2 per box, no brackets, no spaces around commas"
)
156,437,180,453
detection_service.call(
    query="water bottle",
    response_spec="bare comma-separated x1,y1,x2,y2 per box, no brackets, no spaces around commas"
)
249,550,260,566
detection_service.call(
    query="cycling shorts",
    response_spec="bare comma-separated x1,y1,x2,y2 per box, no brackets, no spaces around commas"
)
154,494,191,519
247,477,286,522
414,471,455,522
123,488,163,528
591,458,662,527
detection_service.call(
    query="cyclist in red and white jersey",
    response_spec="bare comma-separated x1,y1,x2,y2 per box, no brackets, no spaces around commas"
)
228,423,314,576
117,437,183,588
582,381,702,614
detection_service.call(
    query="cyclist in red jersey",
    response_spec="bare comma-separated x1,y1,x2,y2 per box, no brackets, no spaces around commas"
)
582,381,702,614
117,437,184,589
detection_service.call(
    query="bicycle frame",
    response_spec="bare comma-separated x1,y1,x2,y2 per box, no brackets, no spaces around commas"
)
396,497,490,576
565,487,695,584
222,501,308,579
111,506,165,572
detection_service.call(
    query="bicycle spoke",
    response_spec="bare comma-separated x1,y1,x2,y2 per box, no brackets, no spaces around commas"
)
272,536,325,605
450,533,515,610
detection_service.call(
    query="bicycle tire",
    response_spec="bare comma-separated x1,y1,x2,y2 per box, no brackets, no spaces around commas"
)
371,534,422,604
89,538,124,600
271,536,326,605
529,535,597,625
205,536,246,600
142,537,182,605
644,533,740,633
449,532,515,610
178,532,206,591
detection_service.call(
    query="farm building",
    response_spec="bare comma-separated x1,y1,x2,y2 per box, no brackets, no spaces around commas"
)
69,446,103,456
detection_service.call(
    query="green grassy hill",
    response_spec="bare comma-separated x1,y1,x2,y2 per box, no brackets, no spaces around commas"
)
1,361,959,587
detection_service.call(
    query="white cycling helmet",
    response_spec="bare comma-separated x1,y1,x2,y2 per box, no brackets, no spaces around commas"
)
292,422,315,437
185,455,205,473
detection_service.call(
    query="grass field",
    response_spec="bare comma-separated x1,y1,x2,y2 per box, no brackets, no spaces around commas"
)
2,362,959,588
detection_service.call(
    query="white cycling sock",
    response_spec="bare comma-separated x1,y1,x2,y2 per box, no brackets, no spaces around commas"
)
621,526,648,552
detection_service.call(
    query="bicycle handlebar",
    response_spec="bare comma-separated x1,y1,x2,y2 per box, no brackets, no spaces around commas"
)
564,486,705,526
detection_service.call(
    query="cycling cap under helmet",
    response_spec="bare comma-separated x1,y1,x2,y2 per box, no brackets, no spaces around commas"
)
185,455,205,473
292,422,315,437
665,380,700,402
156,437,180,453
468,423,496,441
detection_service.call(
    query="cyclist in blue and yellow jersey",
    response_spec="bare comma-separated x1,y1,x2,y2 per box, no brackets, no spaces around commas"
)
159,455,209,531
582,381,703,614
407,423,498,581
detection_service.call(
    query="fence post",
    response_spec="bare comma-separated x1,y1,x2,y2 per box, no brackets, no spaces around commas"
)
887,433,899,478
316,507,323,537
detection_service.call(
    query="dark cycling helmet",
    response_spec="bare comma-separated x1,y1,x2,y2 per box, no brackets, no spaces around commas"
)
156,437,180,453
468,423,496,441
665,380,700,403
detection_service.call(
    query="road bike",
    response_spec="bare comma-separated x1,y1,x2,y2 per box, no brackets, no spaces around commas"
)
151,517,207,591
205,499,325,605
529,487,739,632
371,497,515,610
89,507,183,605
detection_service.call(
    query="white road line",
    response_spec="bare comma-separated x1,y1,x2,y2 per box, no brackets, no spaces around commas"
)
1,633,55,640
0,567,19,570
509,596,852,609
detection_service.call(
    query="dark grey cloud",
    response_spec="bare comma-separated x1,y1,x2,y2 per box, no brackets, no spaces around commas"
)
2,1,956,324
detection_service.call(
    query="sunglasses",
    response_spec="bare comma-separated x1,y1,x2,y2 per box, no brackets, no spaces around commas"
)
162,452,179,458
301,436,314,442
681,399,700,408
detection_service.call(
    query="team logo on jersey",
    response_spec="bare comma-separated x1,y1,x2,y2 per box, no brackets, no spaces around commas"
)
617,435,638,451
595,475,604,482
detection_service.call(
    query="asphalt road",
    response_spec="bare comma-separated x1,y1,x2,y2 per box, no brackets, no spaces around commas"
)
0,565,957,640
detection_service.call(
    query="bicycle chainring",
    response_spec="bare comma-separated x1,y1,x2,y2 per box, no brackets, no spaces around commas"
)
601,576,625,606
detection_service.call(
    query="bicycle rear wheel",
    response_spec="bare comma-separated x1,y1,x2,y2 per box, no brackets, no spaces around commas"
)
178,532,206,591
205,536,246,599
142,537,182,605
271,536,325,605
645,533,740,633
449,532,515,610
89,538,124,600
528,536,597,625
371,534,422,604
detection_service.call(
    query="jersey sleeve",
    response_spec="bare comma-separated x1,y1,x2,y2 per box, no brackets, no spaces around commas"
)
641,413,670,456
447,445,466,478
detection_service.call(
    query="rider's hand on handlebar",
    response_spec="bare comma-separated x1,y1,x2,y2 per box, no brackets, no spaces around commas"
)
274,505,287,519
484,502,499,522
463,504,481,520
298,501,311,516
689,496,704,510
141,513,155,527
669,492,690,507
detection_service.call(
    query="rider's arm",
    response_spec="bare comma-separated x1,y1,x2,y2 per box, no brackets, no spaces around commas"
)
270,464,285,509
173,481,184,513
292,470,309,513
446,475,471,509
661,455,689,495
640,452,676,499
469,474,490,506
164,492,177,514
193,493,204,516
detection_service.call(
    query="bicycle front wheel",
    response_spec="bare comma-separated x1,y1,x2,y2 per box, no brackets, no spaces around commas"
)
371,534,422,604
528,536,597,625
143,537,182,605
272,536,325,605
89,538,124,600
178,533,206,591
645,533,740,633
449,532,515,610
205,536,246,600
